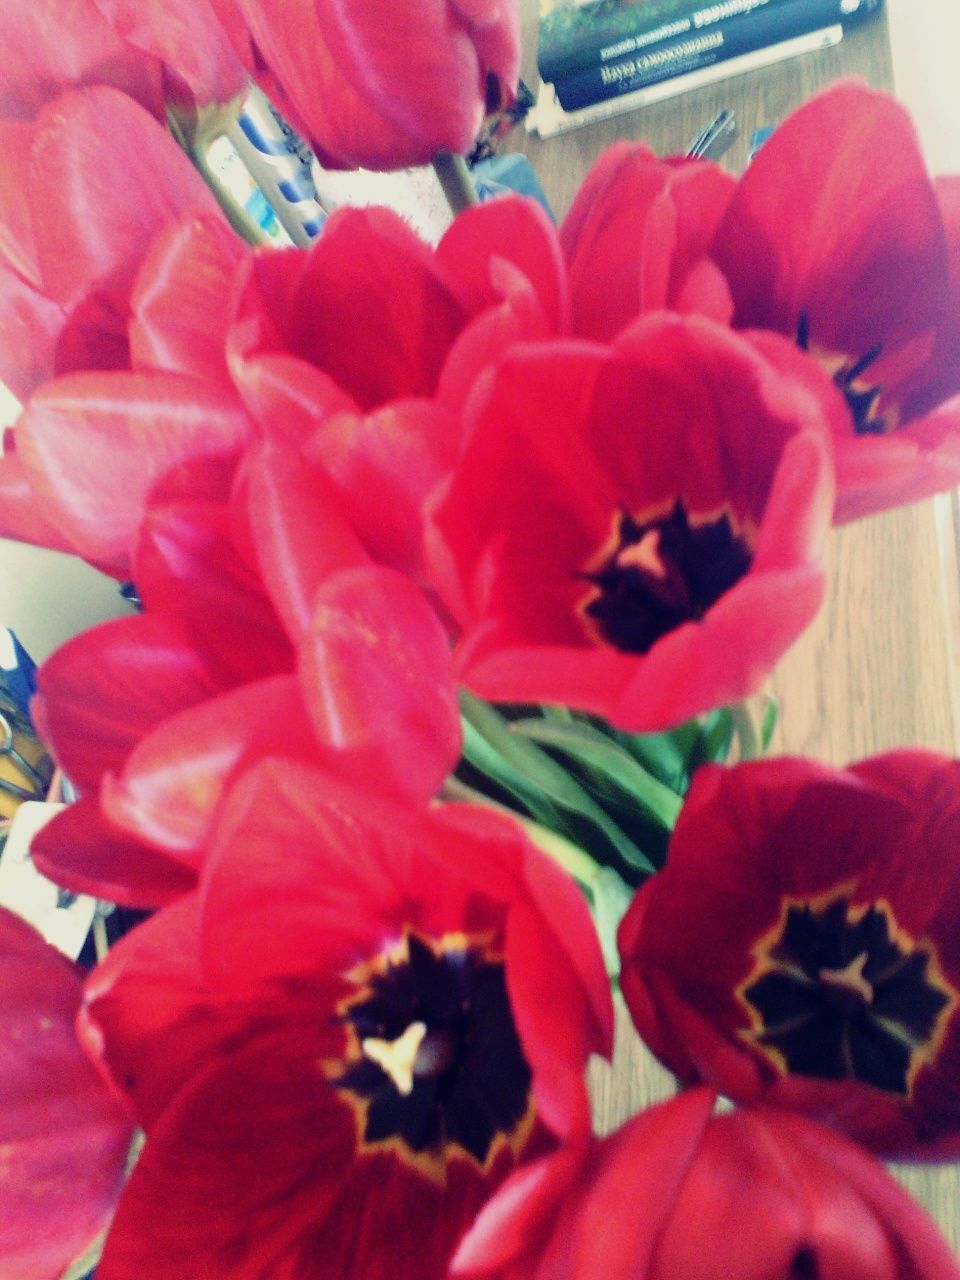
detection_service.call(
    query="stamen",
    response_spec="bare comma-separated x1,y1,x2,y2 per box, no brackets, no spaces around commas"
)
842,342,883,384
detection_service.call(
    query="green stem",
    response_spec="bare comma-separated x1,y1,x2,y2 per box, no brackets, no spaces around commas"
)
433,152,478,216
731,700,761,761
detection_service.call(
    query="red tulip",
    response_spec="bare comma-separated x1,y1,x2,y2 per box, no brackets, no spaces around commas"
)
0,87,229,396
619,752,960,1158
453,1088,960,1279
0,0,245,125
31,489,462,906
231,0,521,169
429,312,834,731
561,141,737,342
0,87,247,563
81,759,612,1279
710,79,960,522
0,907,133,1280
228,198,565,577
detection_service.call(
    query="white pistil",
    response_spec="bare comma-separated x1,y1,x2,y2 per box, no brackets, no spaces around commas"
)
362,1021,428,1096
819,952,874,1004
615,530,664,578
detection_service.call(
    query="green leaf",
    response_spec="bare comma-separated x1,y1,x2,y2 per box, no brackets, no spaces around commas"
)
693,707,735,767
761,695,779,751
510,717,683,830
459,719,561,828
461,694,656,875
600,721,692,790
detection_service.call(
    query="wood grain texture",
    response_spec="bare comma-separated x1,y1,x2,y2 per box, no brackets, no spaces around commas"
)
513,0,960,1249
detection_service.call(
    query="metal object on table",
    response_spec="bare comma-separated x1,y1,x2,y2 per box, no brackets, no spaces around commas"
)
685,107,737,160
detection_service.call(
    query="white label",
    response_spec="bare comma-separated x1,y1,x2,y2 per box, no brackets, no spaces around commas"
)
0,801,97,958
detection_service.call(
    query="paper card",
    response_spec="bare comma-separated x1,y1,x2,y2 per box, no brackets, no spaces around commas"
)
0,801,96,959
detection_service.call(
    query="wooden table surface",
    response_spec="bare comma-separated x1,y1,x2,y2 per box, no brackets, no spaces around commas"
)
512,1,960,1248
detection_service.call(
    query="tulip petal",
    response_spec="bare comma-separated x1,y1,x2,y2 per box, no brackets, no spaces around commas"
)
135,500,294,684
299,565,461,808
0,121,41,287
0,0,163,122
285,207,467,411
29,86,221,311
303,399,461,578
0,906,132,1280
129,214,247,385
0,257,64,404
36,613,225,794
101,674,316,857
15,369,252,571
81,895,263,1125
94,1032,356,1280
90,0,246,107
0,444,77,553
30,795,197,908
244,442,369,640
438,196,569,333
712,79,947,367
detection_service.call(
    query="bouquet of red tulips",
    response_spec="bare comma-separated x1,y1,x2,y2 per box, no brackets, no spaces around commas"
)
3,2,960,1278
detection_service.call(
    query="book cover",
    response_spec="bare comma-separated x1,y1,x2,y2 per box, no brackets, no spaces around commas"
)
552,0,882,111
537,0,792,84
529,24,843,138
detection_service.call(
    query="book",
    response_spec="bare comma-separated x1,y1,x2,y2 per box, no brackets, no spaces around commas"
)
528,24,843,138
552,0,883,111
537,0,793,85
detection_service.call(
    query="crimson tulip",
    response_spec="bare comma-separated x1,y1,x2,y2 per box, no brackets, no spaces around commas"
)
560,141,737,342
0,0,246,126
710,79,960,522
0,87,249,565
619,752,960,1158
0,906,133,1280
230,0,521,170
453,1088,960,1279
31,482,461,906
81,759,612,1279
0,87,230,400
429,312,834,731
227,197,565,577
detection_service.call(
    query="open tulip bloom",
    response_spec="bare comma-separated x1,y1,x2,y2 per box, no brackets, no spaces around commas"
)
79,759,612,1278
619,753,960,1159
1,8,960,1273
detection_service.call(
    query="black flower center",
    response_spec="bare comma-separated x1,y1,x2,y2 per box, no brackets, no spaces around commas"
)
796,312,892,436
332,930,532,1180
740,894,956,1097
578,499,752,653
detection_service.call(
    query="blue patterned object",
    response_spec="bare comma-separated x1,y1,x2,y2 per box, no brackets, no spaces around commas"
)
0,629,36,719
471,153,555,220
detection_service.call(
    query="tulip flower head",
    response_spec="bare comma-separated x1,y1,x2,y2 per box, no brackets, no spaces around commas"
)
619,753,960,1157
83,761,612,1279
430,312,834,731
453,1089,960,1279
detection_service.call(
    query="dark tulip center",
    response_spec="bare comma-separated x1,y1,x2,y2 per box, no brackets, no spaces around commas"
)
333,930,532,1177
578,499,752,653
740,894,956,1096
796,311,892,435
790,1247,820,1279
